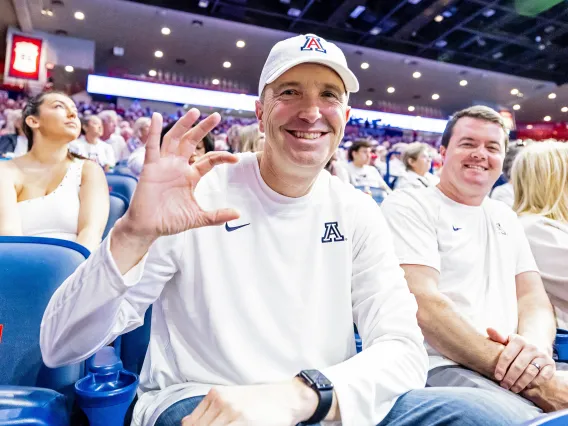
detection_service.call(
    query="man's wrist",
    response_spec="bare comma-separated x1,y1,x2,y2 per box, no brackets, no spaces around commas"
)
291,377,319,424
110,218,157,275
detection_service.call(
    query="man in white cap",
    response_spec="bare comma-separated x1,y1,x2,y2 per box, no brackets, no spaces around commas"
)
41,34,522,426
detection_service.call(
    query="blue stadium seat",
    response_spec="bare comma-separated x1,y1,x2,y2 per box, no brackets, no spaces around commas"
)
0,237,90,425
354,186,387,205
519,410,568,425
105,173,137,201
103,192,130,239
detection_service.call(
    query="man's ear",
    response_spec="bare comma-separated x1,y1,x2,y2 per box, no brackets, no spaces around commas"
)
440,145,447,163
255,100,264,133
345,106,351,123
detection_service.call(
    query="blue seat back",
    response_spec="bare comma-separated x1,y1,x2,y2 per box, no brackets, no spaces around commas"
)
520,409,568,425
119,306,153,375
103,192,129,239
105,173,137,201
0,237,89,393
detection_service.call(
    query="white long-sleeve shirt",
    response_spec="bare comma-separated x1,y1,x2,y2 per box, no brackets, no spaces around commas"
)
40,153,427,426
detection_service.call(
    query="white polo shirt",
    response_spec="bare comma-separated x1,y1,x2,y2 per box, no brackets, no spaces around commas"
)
41,153,427,426
382,187,538,369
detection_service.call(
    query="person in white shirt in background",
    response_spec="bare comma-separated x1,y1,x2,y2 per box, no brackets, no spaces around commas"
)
99,110,129,162
512,141,568,329
394,142,439,190
345,139,391,193
386,143,406,179
490,140,527,208
382,105,568,422
373,144,387,175
324,149,350,184
0,109,28,158
69,116,116,171
40,34,518,426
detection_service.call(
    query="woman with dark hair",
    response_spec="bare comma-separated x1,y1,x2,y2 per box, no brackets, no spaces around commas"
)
0,91,109,251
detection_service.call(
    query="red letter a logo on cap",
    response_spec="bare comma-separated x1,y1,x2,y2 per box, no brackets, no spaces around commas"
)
300,36,326,53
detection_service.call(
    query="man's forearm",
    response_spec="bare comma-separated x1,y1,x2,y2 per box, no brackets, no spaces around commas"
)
517,296,556,356
417,293,504,378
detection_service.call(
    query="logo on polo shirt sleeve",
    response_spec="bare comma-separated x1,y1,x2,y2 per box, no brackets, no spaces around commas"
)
300,35,327,53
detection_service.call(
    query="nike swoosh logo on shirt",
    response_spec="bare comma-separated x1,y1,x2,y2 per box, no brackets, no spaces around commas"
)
225,222,251,232
453,226,462,231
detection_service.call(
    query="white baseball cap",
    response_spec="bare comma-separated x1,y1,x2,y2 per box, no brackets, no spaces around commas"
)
258,33,359,97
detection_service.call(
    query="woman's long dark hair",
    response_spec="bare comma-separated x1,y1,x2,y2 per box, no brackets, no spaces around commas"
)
22,91,84,159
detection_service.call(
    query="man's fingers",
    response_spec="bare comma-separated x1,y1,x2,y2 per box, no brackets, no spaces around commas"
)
509,362,540,393
199,208,241,227
529,364,556,389
487,327,508,345
144,112,163,165
495,338,524,380
162,108,201,156
176,113,221,159
193,152,239,177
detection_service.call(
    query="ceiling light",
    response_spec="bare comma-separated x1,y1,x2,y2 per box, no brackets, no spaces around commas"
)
535,36,542,43
223,61,231,68
350,5,366,19
149,69,157,77
408,106,415,112
408,0,422,4
212,78,220,85
460,80,468,86
544,116,552,121
365,100,373,106
482,8,496,18
432,94,440,100
161,27,171,35
64,65,74,73
154,50,163,58
369,27,381,35
517,92,524,98
74,11,85,20
413,71,421,78
511,88,519,95
435,40,448,48
492,52,503,59
288,7,301,17
434,15,444,23
562,107,568,112
198,0,209,7
42,8,54,16
549,93,557,99
361,62,369,69
539,44,546,50
527,125,533,129
545,25,555,33
387,87,395,93
236,40,246,48
513,104,520,110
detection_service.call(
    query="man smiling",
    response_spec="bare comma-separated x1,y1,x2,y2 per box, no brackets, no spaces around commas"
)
41,36,519,426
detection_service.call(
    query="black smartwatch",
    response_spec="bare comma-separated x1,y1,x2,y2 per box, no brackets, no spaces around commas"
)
296,369,334,425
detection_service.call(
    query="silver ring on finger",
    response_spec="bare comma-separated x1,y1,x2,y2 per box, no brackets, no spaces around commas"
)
530,361,541,371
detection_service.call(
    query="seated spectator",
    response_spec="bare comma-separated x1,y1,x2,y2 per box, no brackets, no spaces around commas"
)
237,123,265,153
513,141,568,329
0,92,109,252
382,105,568,420
69,116,117,171
394,142,439,190
490,141,527,208
39,34,516,426
127,117,151,153
387,143,407,178
0,109,28,158
324,150,350,183
99,110,129,161
346,139,391,192
226,123,241,152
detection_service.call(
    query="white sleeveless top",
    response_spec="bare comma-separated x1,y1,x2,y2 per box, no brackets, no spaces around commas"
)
18,160,84,241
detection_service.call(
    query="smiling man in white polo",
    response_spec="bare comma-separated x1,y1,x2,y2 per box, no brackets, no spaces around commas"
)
41,35,521,426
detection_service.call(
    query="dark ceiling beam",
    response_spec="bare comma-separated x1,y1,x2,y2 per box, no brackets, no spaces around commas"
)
357,0,407,45
210,0,222,14
11,0,33,32
418,0,501,54
326,0,361,27
289,0,316,30
392,0,460,40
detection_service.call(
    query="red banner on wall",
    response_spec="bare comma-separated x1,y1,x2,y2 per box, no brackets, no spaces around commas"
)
8,34,43,80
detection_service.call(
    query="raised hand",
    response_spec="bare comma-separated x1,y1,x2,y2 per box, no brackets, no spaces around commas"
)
123,109,240,239
110,109,240,274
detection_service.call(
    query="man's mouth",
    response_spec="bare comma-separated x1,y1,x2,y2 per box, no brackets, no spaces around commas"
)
464,164,488,171
286,130,327,140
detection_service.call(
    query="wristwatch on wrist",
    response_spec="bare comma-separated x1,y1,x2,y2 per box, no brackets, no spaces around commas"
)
296,369,334,425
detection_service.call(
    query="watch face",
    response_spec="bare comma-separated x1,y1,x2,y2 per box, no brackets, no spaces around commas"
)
302,370,334,390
